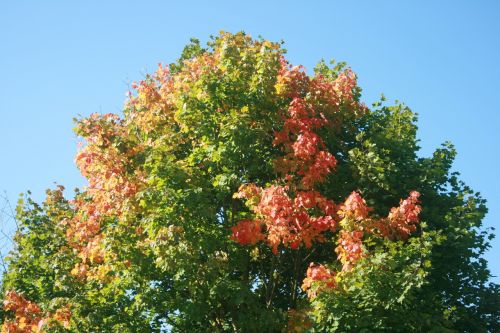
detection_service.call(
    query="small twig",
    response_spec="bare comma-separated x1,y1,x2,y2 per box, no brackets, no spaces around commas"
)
302,248,316,263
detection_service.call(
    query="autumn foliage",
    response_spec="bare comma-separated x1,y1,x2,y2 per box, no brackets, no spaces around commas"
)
1,32,498,332
2,291,70,333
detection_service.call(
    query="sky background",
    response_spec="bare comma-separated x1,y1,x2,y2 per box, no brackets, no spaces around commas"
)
0,1,499,282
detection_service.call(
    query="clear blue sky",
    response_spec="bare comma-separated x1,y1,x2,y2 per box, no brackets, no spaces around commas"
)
0,1,499,282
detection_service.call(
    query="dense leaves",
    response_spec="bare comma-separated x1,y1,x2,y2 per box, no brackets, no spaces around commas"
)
1,32,498,332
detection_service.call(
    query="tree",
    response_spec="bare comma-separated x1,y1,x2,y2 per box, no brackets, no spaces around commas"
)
1,31,498,332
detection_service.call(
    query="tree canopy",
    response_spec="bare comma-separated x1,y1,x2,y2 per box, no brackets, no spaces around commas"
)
1,31,498,332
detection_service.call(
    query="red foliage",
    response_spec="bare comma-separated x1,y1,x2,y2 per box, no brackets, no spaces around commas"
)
292,131,320,159
387,191,422,240
301,263,336,298
231,219,264,245
335,230,365,272
233,185,337,253
300,151,337,188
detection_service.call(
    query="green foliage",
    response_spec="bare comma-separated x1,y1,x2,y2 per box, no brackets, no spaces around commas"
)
310,229,448,332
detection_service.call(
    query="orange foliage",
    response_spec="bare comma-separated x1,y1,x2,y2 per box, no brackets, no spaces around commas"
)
2,292,70,333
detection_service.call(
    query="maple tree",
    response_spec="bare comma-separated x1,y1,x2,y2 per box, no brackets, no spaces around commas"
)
1,32,499,332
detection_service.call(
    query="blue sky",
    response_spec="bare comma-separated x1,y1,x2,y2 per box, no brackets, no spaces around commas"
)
0,1,499,282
